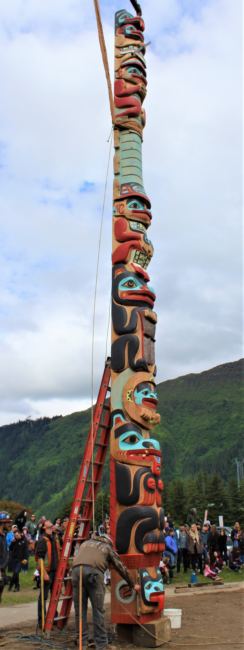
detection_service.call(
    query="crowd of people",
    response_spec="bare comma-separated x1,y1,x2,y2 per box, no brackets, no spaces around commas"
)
1,509,244,647
1,509,244,597
160,515,244,583
0,512,69,600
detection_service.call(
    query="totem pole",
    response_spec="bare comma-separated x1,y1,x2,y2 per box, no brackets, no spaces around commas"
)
110,1,165,625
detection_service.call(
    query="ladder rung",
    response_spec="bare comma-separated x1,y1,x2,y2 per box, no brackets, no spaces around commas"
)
95,442,107,447
54,615,67,621
59,595,72,601
64,576,72,581
103,405,110,411
97,425,110,431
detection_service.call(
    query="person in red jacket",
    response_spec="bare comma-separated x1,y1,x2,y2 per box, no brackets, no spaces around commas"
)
35,520,60,628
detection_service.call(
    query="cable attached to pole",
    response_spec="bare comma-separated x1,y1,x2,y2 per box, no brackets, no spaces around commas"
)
93,0,115,125
90,133,113,532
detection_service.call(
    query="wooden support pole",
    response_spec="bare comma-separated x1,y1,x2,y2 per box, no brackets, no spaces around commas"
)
79,565,83,650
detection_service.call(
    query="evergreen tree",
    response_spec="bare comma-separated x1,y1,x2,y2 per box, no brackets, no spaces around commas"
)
239,480,244,527
95,490,110,525
226,478,244,524
205,474,227,523
185,477,198,520
168,479,187,524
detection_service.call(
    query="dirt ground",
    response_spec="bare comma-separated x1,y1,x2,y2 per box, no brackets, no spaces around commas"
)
1,586,243,650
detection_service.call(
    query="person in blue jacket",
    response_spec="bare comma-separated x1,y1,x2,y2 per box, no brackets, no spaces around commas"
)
163,528,178,579
6,525,18,550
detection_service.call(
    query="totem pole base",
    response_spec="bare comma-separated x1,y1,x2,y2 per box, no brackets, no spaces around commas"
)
117,616,171,647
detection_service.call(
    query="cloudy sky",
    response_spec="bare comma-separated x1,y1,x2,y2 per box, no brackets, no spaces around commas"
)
0,0,242,426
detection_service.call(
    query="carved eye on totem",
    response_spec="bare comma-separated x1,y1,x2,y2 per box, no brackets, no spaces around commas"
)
125,25,138,34
119,431,143,450
119,276,143,291
123,433,141,445
124,280,136,288
134,384,158,404
126,66,143,76
127,199,145,210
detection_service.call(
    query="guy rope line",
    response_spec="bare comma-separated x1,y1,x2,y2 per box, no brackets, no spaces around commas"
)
90,132,113,531
90,0,115,531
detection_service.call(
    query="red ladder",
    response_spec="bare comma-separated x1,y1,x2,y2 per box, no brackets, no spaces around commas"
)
44,358,111,633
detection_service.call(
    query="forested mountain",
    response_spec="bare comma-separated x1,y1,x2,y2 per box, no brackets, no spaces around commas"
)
1,359,243,520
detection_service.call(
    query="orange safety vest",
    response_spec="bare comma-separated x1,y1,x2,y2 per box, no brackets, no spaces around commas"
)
36,535,60,572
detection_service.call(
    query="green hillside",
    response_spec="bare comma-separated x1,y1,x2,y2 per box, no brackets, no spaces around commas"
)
1,359,243,519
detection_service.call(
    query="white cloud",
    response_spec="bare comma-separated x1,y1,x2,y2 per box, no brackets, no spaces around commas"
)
0,0,242,424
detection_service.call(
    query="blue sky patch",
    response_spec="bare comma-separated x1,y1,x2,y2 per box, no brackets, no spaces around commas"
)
79,181,95,193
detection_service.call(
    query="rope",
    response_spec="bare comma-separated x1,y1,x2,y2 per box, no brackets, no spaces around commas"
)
5,630,244,649
93,0,115,124
90,132,113,531
118,597,244,646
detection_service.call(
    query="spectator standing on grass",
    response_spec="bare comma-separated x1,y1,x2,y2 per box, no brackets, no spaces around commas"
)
187,523,203,573
35,520,60,628
6,524,18,550
231,522,241,550
159,556,170,584
36,516,46,541
27,514,37,540
177,525,189,573
53,518,63,546
14,510,27,532
8,529,28,591
229,548,241,571
22,526,32,571
164,528,178,580
200,523,210,564
207,525,220,565
218,528,228,564
0,520,9,603
238,528,244,564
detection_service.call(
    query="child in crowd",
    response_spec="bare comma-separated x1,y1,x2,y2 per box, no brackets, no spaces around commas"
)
210,551,223,573
204,563,223,583
159,557,170,584
229,549,241,572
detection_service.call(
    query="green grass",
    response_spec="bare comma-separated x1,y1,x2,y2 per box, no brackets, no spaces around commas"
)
1,556,38,606
170,566,244,587
1,560,243,608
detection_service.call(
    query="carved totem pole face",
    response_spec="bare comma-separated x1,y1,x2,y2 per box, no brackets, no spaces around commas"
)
110,6,165,622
